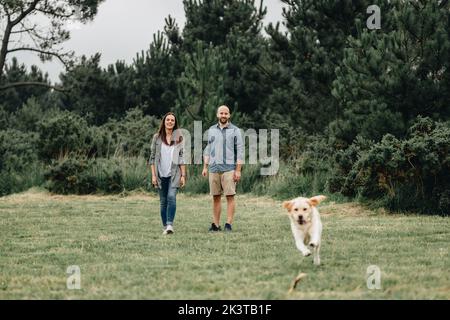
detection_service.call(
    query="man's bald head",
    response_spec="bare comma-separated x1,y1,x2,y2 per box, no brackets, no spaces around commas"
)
217,105,230,114
217,105,231,125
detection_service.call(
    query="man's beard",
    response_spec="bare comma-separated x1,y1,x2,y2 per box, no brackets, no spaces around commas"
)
219,118,228,124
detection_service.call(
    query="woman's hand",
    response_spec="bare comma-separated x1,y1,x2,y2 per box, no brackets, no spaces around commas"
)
151,176,158,187
180,176,186,188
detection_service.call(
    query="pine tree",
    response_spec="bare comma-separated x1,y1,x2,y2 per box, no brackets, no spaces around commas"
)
265,0,380,133
331,0,450,144
0,58,50,113
175,41,229,126
132,26,182,117
182,0,266,49
181,0,271,120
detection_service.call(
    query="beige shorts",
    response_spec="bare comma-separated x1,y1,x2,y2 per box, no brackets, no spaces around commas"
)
209,171,236,196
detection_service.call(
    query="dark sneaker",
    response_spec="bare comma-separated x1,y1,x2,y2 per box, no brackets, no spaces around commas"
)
224,223,232,232
208,223,221,232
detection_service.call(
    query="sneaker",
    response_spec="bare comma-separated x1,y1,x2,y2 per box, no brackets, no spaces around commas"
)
166,225,174,234
162,226,168,235
224,223,232,232
208,223,221,232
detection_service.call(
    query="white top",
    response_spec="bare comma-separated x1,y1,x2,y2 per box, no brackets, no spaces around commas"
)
158,142,175,178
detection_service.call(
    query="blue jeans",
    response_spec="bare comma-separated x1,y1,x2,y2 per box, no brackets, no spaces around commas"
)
159,177,177,227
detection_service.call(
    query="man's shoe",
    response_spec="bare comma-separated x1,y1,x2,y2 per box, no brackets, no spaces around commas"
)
224,223,232,232
208,223,221,232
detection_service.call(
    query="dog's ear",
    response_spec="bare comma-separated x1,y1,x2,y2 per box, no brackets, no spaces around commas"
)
282,200,293,211
308,195,327,207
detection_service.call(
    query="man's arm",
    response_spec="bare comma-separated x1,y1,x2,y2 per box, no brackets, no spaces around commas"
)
234,128,244,181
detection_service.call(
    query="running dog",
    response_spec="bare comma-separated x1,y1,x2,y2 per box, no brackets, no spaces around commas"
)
282,195,326,266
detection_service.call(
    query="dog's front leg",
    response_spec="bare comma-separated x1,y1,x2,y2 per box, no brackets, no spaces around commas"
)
290,223,311,257
313,244,321,266
308,229,321,248
308,212,322,249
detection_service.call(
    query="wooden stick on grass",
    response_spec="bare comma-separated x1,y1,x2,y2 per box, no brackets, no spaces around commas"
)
288,272,307,294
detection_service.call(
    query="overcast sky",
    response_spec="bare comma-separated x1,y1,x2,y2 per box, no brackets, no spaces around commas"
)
8,0,286,84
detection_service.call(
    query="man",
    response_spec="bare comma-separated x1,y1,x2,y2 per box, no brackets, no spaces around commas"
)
202,105,244,232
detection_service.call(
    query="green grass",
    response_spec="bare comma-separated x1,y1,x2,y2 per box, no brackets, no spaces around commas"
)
0,189,449,299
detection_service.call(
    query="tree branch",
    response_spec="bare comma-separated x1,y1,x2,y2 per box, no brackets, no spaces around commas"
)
0,81,65,93
36,8,73,19
11,26,37,34
7,47,70,68
11,0,41,26
1,2,12,23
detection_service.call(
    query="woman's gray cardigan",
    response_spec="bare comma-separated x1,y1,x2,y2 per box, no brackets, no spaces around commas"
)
149,133,185,189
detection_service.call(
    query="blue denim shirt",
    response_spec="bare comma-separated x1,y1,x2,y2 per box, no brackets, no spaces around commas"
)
203,122,244,173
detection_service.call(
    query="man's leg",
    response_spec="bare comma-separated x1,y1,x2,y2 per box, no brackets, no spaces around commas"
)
213,195,221,227
223,171,237,226
209,172,222,228
226,195,235,224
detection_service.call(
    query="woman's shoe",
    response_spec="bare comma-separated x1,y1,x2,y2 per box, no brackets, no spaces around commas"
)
166,225,174,234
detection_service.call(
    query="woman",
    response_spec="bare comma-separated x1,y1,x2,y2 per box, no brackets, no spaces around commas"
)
149,112,186,235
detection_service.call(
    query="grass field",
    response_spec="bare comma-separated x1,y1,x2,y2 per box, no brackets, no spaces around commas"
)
0,189,449,299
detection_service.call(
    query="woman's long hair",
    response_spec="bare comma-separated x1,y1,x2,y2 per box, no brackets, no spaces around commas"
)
157,112,183,145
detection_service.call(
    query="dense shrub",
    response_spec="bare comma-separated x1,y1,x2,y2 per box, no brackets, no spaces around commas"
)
0,105,10,129
37,110,92,161
11,98,58,132
0,163,46,196
329,117,450,214
44,157,97,194
100,107,159,158
327,136,373,195
87,158,124,193
0,129,39,172
44,156,149,195
88,157,149,193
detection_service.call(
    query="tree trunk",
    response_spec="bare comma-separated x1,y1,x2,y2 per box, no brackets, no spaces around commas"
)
0,22,12,77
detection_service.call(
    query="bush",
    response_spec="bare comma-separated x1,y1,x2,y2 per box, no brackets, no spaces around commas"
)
252,163,328,200
0,129,39,172
87,158,124,193
0,105,10,129
327,135,373,195
44,157,97,195
37,110,91,161
44,156,150,195
329,117,450,215
11,98,58,132
88,157,149,193
99,107,159,158
0,162,46,197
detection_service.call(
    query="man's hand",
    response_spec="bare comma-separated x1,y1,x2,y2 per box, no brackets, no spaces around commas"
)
151,176,158,187
202,167,208,177
180,176,186,188
233,170,241,183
